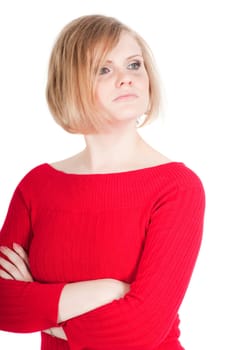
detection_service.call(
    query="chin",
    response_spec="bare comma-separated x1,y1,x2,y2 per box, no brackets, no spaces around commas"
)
114,108,146,120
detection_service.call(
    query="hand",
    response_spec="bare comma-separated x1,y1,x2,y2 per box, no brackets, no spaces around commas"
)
0,244,66,340
0,243,33,281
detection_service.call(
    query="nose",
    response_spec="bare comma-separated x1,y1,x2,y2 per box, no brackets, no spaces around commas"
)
115,71,132,88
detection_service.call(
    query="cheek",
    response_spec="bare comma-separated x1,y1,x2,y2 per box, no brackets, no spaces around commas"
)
95,83,108,105
94,90,104,108
141,78,150,110
143,74,150,89
138,71,149,91
141,77,150,102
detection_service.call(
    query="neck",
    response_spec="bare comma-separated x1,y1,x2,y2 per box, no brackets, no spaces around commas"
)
81,127,146,173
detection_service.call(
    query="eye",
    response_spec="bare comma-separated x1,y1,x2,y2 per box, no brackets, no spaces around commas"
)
128,60,142,70
99,66,111,75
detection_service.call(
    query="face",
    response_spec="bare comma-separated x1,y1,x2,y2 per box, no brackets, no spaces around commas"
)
94,32,150,126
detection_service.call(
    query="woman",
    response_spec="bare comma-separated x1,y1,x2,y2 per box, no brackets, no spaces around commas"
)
0,15,205,349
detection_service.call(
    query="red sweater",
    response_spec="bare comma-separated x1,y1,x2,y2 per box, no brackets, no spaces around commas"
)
0,162,205,350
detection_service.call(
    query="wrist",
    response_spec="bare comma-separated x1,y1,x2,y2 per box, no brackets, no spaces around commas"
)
58,279,130,323
49,328,55,337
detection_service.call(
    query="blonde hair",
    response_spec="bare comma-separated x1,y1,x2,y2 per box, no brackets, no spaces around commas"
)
46,14,161,134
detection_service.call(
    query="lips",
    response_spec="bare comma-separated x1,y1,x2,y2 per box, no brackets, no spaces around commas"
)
113,93,138,102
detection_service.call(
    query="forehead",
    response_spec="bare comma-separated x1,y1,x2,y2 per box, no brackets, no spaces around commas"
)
105,32,142,60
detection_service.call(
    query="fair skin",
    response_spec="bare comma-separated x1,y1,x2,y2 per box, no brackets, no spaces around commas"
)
0,244,129,340
0,32,171,340
52,32,170,174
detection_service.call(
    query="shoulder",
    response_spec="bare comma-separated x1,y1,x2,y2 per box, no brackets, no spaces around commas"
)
137,146,204,192
167,162,205,189
168,163,205,207
149,163,206,220
19,163,50,181
154,160,203,184
15,163,54,194
150,162,205,203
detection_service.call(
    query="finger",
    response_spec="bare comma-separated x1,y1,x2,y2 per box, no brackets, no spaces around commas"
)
0,247,33,282
0,268,14,280
0,256,23,280
0,246,26,268
13,243,30,266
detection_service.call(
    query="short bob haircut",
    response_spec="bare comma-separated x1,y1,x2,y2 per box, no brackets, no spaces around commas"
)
46,14,161,134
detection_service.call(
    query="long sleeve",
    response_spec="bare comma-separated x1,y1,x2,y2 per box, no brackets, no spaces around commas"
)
0,161,205,350
62,174,205,349
0,187,65,333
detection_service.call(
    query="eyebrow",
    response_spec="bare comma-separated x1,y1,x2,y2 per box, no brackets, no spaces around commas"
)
105,54,143,64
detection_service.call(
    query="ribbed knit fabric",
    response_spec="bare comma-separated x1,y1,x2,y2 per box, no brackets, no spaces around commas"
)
0,162,205,350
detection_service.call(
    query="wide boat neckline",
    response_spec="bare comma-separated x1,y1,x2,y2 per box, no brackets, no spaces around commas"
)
43,161,185,177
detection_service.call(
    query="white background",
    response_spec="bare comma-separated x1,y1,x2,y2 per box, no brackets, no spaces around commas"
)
0,1,231,349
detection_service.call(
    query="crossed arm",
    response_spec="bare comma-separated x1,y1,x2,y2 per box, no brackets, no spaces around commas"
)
0,169,205,349
0,243,129,340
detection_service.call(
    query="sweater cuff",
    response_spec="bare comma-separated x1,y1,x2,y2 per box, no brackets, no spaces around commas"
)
31,282,66,327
